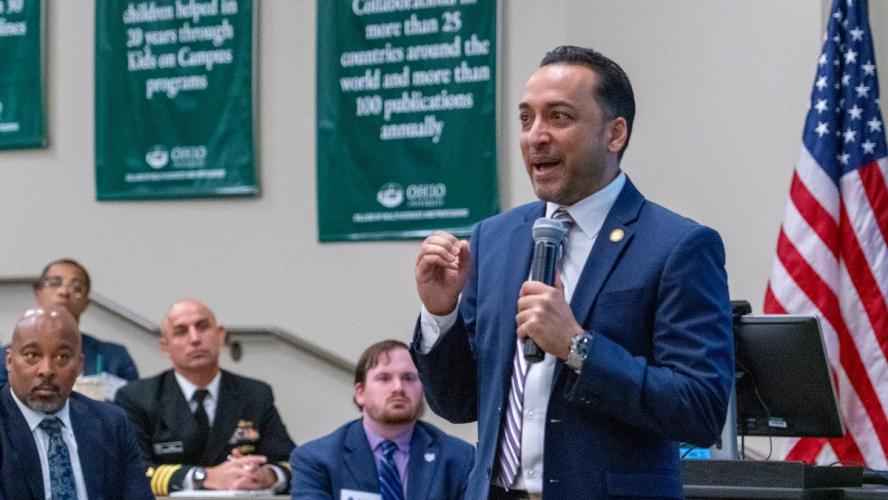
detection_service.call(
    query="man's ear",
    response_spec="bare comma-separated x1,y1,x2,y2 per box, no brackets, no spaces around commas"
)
354,383,365,408
606,116,628,154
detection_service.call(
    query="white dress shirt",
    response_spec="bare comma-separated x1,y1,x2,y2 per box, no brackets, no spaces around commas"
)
174,370,221,426
173,371,286,492
420,171,626,493
10,390,89,500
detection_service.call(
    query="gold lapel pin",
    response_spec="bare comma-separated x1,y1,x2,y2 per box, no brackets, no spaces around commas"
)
609,229,624,242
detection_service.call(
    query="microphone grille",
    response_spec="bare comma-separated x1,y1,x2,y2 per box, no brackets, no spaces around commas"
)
532,217,567,245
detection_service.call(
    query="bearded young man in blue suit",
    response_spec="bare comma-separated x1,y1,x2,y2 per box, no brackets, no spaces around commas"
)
290,340,473,499
0,307,151,500
412,46,734,499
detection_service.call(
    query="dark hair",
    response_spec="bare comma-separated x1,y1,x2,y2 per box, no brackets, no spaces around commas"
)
34,258,91,293
540,45,635,158
353,339,410,409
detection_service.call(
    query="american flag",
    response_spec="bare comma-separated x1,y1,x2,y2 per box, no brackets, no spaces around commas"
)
764,0,888,468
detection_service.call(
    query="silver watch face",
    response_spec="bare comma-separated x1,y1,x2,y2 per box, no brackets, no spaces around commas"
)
567,334,588,371
194,467,207,482
567,352,582,370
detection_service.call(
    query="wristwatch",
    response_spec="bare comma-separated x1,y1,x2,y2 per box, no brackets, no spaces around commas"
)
192,466,208,490
566,332,591,374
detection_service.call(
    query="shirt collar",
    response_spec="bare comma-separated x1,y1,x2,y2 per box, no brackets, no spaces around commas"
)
9,388,73,433
173,370,221,403
362,417,415,453
545,170,626,239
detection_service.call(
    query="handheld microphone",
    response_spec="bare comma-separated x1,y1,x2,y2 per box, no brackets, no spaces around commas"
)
524,217,568,363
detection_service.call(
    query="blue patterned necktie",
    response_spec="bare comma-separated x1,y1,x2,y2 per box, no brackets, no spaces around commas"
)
39,417,79,500
378,440,404,500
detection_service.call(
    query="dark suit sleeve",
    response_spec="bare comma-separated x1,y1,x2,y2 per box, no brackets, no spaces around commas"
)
0,348,8,386
411,222,481,425
113,384,188,496
115,407,155,500
114,346,140,381
113,384,155,465
254,384,296,490
289,445,335,500
454,442,474,500
0,421,5,500
565,226,733,446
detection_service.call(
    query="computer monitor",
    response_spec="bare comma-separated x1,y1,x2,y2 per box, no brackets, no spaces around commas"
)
734,315,843,437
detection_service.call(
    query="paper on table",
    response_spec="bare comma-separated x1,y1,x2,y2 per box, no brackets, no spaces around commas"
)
73,372,129,401
169,489,275,497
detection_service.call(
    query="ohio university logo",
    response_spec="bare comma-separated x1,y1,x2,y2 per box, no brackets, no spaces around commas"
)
376,182,448,209
377,183,404,208
144,144,208,169
144,144,169,169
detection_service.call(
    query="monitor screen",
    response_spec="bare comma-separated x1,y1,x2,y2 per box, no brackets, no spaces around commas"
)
734,315,843,438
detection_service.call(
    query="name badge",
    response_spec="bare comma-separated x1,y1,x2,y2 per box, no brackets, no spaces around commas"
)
340,489,381,500
153,441,184,455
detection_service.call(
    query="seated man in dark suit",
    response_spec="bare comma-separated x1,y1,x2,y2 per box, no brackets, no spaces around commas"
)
0,258,139,385
115,299,295,496
290,340,473,499
0,306,152,500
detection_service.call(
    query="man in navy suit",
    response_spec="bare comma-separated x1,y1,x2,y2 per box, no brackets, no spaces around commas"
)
0,258,139,386
0,306,152,500
290,340,474,499
412,46,734,499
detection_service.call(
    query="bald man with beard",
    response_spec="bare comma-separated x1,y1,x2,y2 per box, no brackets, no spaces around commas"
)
0,307,151,500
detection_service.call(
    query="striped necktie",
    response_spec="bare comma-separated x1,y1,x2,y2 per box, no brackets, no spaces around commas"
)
552,207,575,260
40,417,79,500
378,440,404,500
496,207,574,490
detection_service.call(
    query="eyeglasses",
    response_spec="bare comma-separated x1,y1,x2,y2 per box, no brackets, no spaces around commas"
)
41,276,87,297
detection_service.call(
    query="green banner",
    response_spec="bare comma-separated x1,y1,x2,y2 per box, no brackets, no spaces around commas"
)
0,0,44,149
317,0,498,241
95,0,256,200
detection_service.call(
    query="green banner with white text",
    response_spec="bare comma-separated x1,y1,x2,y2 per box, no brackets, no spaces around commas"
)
317,0,498,241
0,0,44,149
95,0,256,200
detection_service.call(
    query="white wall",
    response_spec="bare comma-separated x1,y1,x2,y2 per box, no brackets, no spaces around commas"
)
1,0,886,446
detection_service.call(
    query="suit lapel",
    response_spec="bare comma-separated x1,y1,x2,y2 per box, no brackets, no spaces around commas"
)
502,203,543,317
1,387,44,499
71,395,104,498
569,197,640,328
203,371,239,463
406,424,438,499
343,421,379,492
554,180,644,382
159,371,201,460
